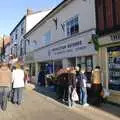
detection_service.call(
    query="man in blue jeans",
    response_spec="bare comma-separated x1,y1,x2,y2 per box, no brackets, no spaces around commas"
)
76,68,89,107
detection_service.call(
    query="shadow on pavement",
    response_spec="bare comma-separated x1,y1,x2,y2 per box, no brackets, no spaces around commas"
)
33,85,120,118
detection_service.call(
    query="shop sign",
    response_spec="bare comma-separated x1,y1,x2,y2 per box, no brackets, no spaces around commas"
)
110,33,120,41
48,35,95,59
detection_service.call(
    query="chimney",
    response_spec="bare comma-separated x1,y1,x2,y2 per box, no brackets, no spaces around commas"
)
27,8,33,15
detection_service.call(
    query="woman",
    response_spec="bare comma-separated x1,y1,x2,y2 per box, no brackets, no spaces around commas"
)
12,63,24,105
91,66,102,106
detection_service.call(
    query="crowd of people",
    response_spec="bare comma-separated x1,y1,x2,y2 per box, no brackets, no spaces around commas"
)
0,60,27,111
55,66,103,107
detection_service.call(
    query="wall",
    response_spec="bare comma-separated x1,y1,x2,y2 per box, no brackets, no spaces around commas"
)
26,0,96,53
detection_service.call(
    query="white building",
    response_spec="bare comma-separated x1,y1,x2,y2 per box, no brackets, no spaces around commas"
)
24,0,97,83
9,9,51,59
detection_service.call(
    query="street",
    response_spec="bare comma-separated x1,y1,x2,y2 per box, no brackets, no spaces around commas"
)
0,87,119,120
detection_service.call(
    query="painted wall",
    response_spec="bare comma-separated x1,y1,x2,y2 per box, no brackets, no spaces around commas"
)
26,0,96,53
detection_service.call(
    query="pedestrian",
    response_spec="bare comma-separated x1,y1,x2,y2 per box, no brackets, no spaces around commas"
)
76,68,89,106
0,62,12,111
12,63,25,105
67,67,76,107
91,66,102,106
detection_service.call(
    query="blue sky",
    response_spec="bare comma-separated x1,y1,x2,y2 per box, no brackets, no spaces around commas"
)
0,0,63,35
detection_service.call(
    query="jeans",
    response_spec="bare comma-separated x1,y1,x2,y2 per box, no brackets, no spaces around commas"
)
0,87,9,110
80,87,87,105
68,85,75,107
13,88,23,104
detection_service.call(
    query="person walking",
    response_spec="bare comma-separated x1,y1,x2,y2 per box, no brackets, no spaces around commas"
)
0,62,12,111
91,66,102,106
12,63,25,105
76,68,89,106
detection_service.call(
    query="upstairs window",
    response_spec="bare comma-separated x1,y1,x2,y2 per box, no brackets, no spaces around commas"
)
15,29,18,39
21,22,24,34
66,16,79,37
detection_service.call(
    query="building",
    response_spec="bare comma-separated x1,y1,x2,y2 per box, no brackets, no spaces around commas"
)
95,0,120,104
24,0,96,84
9,9,51,59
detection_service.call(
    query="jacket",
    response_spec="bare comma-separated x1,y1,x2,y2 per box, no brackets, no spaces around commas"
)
76,72,87,88
12,69,25,88
0,66,12,87
91,69,101,84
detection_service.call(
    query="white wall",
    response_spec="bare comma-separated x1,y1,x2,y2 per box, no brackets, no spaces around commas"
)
26,0,96,53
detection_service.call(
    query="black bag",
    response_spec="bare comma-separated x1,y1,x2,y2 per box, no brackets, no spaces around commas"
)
8,89,14,102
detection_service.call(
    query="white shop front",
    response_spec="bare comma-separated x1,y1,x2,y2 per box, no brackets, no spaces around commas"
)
34,31,97,82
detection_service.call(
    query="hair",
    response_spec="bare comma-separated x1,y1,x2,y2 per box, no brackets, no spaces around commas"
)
95,66,100,69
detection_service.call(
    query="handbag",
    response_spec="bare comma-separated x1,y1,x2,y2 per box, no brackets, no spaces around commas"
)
72,89,79,101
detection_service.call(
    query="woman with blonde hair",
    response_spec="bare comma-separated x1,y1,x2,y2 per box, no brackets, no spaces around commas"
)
12,63,24,105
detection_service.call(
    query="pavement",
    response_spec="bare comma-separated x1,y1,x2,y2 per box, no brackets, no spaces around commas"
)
0,85,119,120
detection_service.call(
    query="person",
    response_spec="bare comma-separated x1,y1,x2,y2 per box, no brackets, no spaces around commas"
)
24,68,30,85
0,62,12,111
12,63,25,105
91,66,102,106
67,68,76,107
76,68,89,106
38,70,45,86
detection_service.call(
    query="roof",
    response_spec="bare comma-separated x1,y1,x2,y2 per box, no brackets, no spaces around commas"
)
24,0,72,38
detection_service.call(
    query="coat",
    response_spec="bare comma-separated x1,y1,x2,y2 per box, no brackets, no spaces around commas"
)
12,69,25,88
0,66,12,87
91,69,101,84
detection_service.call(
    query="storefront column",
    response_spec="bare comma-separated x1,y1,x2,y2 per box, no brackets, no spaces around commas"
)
35,62,39,84
53,61,55,74
100,47,109,90
92,54,98,69
62,59,69,68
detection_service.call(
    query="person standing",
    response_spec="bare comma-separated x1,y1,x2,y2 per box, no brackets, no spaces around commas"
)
0,62,12,111
67,68,76,107
76,68,89,106
91,66,102,106
12,63,25,105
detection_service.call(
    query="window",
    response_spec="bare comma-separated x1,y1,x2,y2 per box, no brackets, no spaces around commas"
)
44,31,51,45
108,46,120,91
21,22,24,34
66,16,79,37
15,29,18,39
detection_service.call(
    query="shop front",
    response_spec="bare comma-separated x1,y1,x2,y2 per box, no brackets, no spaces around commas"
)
34,30,97,83
99,32,120,104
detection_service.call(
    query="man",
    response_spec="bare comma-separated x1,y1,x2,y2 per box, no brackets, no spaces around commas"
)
0,62,12,111
12,63,25,105
76,68,89,106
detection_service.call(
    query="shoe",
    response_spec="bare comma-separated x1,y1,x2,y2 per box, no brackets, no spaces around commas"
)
83,103,89,107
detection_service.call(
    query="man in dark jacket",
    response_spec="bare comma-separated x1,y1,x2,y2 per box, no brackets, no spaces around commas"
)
76,69,89,106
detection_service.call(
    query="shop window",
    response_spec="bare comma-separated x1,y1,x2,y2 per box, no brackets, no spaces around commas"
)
108,46,120,91
66,16,79,37
31,63,35,76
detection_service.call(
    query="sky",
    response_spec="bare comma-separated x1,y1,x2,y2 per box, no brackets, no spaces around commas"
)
0,0,63,36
